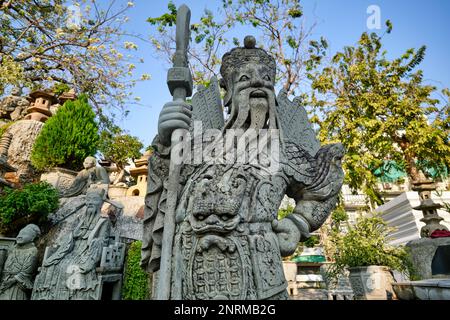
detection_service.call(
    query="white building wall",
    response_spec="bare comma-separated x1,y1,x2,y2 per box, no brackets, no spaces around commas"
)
375,191,450,246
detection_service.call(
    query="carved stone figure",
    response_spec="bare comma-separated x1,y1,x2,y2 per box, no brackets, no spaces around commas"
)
0,87,30,121
0,224,40,300
141,5,344,300
60,156,110,198
32,188,122,300
0,132,16,190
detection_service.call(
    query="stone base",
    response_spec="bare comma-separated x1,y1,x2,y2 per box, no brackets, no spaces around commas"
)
406,237,450,279
290,288,328,300
393,279,450,300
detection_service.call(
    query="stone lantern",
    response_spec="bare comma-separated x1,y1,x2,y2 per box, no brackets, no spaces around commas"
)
57,89,77,105
412,176,449,238
127,150,152,197
24,90,56,122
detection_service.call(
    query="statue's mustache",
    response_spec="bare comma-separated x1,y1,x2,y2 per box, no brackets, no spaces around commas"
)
238,86,275,101
236,81,274,94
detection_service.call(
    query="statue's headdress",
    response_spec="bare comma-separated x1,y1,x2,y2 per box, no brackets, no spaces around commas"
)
220,36,276,107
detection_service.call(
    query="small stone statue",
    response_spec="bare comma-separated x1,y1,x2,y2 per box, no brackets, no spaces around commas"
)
32,188,112,300
0,87,30,121
60,156,110,198
141,15,345,300
0,224,41,300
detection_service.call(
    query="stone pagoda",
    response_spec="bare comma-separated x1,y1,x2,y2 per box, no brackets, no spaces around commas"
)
126,150,152,197
412,176,448,238
24,90,56,122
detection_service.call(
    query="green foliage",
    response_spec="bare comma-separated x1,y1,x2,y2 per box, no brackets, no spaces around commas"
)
277,204,294,220
0,182,59,233
329,213,414,278
122,241,150,300
311,27,450,204
0,1,146,112
98,130,143,170
147,0,326,95
331,205,348,225
146,1,177,27
51,83,71,96
302,235,320,248
31,95,99,171
0,121,15,139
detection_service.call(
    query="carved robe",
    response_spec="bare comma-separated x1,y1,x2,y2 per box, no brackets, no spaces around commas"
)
32,207,111,300
0,244,38,300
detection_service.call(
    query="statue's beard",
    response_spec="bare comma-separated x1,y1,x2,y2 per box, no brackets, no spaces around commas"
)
224,85,277,131
86,205,98,217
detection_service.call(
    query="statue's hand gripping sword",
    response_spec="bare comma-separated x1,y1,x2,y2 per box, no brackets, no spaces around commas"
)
156,4,192,300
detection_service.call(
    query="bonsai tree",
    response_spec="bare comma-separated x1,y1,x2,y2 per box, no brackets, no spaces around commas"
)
31,94,99,171
98,130,143,185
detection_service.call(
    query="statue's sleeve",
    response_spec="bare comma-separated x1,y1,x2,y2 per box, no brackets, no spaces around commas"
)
79,219,111,273
96,166,110,185
59,171,88,198
141,135,170,273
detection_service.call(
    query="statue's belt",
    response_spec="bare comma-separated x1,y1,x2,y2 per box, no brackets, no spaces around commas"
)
191,221,275,236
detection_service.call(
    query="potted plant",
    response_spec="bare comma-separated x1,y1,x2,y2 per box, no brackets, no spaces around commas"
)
327,213,413,300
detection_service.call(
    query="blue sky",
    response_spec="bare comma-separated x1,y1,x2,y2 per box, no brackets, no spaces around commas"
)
117,0,450,148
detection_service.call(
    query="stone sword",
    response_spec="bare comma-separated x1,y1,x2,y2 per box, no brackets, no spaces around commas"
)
156,4,193,300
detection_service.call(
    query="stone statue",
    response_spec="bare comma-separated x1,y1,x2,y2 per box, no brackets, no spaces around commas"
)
0,224,40,300
32,188,113,300
141,5,344,300
60,156,110,198
0,87,30,121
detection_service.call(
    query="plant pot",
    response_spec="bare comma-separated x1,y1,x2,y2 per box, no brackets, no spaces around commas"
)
348,266,396,300
40,167,77,193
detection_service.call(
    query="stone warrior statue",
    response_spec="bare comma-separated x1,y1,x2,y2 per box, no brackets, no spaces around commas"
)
32,188,112,300
0,224,40,300
141,6,344,300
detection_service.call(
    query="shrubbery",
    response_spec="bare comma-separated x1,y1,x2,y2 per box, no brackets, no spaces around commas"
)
122,241,150,300
328,213,415,278
0,182,59,234
31,94,99,171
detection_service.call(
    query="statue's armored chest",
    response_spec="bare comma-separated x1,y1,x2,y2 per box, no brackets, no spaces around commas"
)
179,164,287,226
174,164,288,299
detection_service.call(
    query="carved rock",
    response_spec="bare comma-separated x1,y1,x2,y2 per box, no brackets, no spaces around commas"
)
5,120,44,182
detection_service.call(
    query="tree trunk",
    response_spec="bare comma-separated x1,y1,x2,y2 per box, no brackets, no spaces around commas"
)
395,134,423,183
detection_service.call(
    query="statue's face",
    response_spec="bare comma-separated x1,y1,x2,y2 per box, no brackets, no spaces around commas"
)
230,63,275,129
86,198,101,213
83,157,96,169
16,227,36,245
